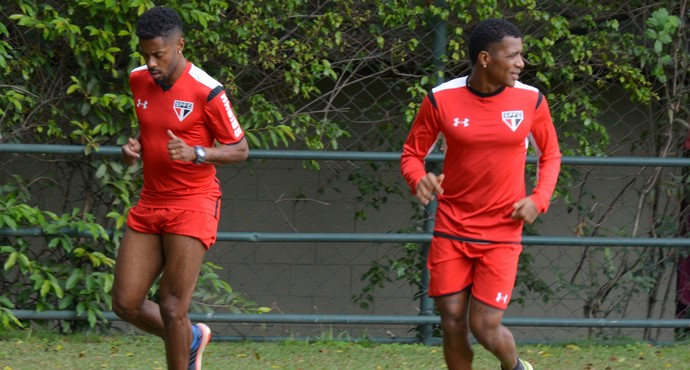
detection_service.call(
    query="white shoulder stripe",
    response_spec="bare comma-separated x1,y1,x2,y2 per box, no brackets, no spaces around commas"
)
432,76,468,93
131,65,148,73
430,76,540,94
513,80,539,93
188,64,222,90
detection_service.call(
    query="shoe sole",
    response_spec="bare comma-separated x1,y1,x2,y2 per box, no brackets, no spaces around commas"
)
192,323,212,370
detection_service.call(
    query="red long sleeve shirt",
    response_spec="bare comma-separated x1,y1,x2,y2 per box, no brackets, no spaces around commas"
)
401,76,561,243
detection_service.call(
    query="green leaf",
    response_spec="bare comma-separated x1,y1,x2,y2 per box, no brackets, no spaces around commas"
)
0,296,15,308
17,253,31,271
95,163,107,179
58,295,74,309
87,308,97,327
65,270,82,290
40,280,51,297
1,215,17,229
3,252,17,271
66,84,80,95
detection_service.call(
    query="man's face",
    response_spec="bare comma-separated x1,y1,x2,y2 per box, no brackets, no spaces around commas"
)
485,36,525,87
138,36,183,87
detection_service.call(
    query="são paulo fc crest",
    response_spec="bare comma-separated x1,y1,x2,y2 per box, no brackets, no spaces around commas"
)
173,100,194,121
502,110,524,132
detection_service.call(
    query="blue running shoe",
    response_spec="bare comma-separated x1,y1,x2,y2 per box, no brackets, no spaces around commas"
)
188,323,211,370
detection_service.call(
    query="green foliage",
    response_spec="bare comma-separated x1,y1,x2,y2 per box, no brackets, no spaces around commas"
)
0,182,114,331
191,262,271,315
641,8,682,83
348,163,404,221
551,3,688,341
0,0,279,329
353,241,425,310
0,180,268,330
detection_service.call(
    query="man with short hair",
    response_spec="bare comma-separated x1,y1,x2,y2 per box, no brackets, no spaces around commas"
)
112,6,248,370
401,18,561,370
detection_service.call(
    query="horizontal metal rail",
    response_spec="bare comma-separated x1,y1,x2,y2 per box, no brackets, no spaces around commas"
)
2,227,690,247
2,143,690,166
10,310,690,329
4,144,690,339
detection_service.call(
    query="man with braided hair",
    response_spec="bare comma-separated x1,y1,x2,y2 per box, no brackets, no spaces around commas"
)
401,18,561,370
111,6,248,370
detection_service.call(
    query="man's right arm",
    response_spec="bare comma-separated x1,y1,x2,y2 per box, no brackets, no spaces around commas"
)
400,96,442,203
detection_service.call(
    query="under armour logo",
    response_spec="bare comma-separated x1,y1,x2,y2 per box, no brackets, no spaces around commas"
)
137,99,148,109
453,117,470,127
496,292,509,304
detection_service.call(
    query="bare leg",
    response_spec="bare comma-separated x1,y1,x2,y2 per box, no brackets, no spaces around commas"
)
112,229,166,337
158,233,206,370
435,291,473,370
112,230,207,370
469,299,518,370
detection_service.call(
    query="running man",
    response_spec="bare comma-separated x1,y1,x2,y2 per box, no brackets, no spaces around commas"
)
112,6,248,370
401,18,561,370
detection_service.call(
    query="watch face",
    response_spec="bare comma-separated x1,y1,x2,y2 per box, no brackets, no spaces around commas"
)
194,146,206,163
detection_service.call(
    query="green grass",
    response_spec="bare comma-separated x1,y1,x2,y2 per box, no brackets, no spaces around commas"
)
1,330,689,369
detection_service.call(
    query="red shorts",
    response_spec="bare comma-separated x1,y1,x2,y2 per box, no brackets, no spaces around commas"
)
427,236,522,310
125,205,219,249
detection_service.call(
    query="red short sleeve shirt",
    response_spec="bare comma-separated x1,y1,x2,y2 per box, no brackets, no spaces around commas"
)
130,62,244,215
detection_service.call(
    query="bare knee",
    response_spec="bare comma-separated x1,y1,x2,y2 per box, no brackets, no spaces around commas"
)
158,294,189,326
470,321,498,350
471,317,517,356
469,306,509,352
112,290,144,322
441,313,470,336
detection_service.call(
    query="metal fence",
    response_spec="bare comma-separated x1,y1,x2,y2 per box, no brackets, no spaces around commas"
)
2,144,690,344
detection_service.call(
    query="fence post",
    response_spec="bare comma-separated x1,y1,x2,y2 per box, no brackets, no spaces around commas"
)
419,200,438,345
418,0,448,346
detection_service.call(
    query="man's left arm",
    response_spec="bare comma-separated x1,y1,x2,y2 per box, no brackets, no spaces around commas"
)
202,138,248,165
202,88,249,165
528,95,562,214
166,130,248,165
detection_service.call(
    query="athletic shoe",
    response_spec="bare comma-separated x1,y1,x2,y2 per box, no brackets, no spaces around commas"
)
519,359,534,370
188,323,212,370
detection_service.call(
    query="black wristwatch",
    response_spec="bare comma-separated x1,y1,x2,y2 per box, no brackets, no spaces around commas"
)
193,145,206,164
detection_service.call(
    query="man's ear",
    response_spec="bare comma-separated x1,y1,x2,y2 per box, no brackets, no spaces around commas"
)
177,38,185,54
478,50,490,68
